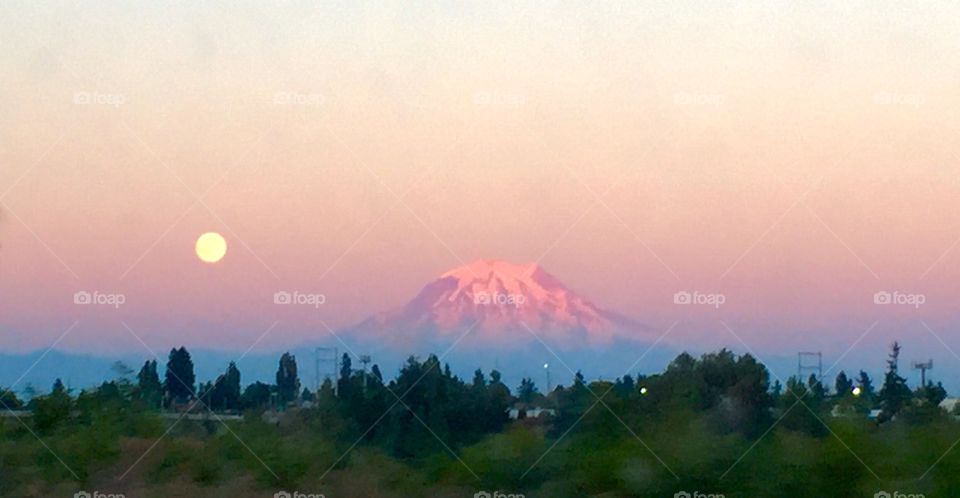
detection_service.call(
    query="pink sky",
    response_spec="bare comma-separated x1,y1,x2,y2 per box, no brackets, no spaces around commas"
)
1,2,959,356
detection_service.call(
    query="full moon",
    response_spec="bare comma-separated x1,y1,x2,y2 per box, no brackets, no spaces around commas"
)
195,232,227,263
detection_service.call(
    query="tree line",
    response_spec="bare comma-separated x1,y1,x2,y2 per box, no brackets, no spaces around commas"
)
0,342,952,445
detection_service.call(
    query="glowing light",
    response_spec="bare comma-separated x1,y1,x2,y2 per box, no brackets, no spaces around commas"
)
195,232,227,263
544,363,549,369
852,387,862,397
640,387,648,395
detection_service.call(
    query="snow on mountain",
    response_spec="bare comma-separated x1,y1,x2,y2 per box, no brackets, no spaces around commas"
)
349,259,647,348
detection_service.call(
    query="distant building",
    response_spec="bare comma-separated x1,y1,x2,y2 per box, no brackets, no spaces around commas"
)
507,407,557,420
940,397,960,417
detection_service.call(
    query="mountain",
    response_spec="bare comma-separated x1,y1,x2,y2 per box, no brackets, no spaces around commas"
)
349,259,648,349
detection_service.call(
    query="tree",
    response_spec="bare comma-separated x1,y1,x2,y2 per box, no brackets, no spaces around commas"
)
517,378,540,405
878,342,911,423
137,360,162,408
32,379,72,432
771,380,783,398
336,353,353,397
902,381,948,424
241,382,272,410
857,371,875,400
834,371,853,397
614,374,635,397
485,369,512,432
276,352,300,405
807,374,826,401
780,376,825,436
165,347,196,404
209,362,242,411
0,388,21,410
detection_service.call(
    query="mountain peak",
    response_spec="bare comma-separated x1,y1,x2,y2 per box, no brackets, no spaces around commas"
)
441,259,539,279
351,260,647,348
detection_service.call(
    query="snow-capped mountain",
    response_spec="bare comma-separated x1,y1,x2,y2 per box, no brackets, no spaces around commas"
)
349,259,647,348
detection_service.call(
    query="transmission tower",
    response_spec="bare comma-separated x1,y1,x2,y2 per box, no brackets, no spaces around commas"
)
798,352,823,382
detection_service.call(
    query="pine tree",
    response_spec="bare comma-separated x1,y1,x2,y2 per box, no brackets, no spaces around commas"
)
834,371,853,397
857,370,875,399
164,347,196,404
137,360,162,408
517,378,540,405
878,342,911,423
209,362,242,411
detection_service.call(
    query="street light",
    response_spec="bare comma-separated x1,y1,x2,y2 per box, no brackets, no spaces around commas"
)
544,363,551,392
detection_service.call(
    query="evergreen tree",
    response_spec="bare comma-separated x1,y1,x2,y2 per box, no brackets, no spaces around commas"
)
33,378,72,432
878,342,911,423
807,374,826,400
472,369,486,388
276,352,300,405
771,380,783,398
164,347,196,404
0,387,21,410
857,370,875,399
780,376,826,436
834,371,853,397
517,378,540,404
209,362,242,411
338,353,353,397
615,374,636,397
486,369,512,432
137,360,162,408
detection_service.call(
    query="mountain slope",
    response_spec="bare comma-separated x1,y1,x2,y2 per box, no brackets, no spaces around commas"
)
349,260,647,348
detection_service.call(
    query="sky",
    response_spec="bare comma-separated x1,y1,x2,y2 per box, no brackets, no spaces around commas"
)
1,2,960,370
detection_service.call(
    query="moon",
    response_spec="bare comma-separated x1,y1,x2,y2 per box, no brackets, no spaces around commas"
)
195,232,227,263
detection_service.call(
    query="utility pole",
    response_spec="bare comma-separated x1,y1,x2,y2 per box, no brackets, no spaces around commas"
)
544,363,552,392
